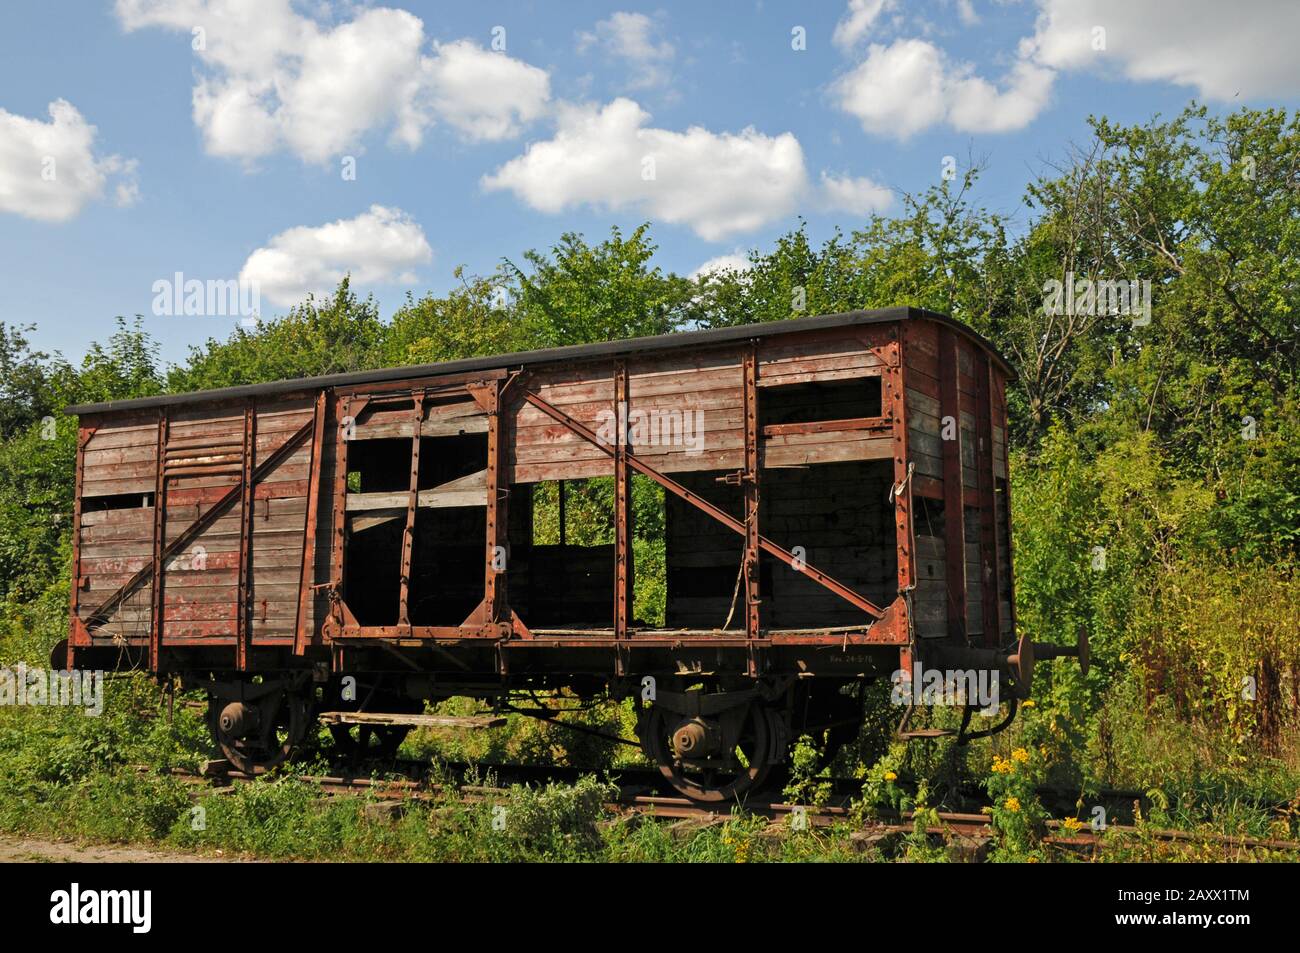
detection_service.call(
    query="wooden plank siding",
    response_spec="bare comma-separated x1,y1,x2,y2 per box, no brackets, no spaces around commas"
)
76,396,318,648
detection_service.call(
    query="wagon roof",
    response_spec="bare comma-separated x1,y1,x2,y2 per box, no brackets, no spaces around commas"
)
65,306,1014,415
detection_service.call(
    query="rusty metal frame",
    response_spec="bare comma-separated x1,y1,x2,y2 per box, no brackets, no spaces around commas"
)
66,424,95,668
887,331,915,593
883,329,917,673
236,400,256,670
974,351,1001,647
328,394,352,620
937,328,968,642
82,416,316,634
482,380,509,629
994,372,1018,641
450,379,509,635
148,409,169,670
613,360,632,669
294,390,328,655
742,344,761,673
520,384,886,620
397,391,426,628
325,394,371,636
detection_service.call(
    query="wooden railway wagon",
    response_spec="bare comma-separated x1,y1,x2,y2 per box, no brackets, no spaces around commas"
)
60,306,1082,801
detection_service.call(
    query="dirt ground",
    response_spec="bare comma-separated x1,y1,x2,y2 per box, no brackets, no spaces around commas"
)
0,834,239,863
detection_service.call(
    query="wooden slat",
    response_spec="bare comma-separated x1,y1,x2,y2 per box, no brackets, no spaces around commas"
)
345,469,487,512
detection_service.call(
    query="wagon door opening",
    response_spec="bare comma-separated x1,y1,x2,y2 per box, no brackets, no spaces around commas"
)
342,394,491,628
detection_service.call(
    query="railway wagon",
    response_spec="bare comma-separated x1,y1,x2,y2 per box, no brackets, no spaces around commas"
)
60,306,1082,801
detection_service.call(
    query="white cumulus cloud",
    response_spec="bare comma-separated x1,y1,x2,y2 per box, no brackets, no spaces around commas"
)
833,37,1053,137
1028,0,1300,99
115,0,550,164
422,39,552,143
0,99,138,222
239,205,433,307
482,98,809,241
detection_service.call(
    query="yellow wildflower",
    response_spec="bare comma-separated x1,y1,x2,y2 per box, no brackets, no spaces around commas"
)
1004,797,1021,813
1062,817,1084,833
1021,699,1036,708
1011,747,1030,764
883,770,898,782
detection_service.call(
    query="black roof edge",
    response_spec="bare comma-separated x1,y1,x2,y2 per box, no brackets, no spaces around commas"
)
64,306,1015,416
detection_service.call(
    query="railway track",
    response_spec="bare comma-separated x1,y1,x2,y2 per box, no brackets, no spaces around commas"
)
161,759,1300,857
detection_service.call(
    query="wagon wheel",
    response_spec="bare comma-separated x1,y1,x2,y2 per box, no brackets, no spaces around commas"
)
643,703,775,803
210,691,309,775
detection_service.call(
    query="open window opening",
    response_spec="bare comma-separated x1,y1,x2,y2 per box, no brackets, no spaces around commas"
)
84,492,155,511
664,471,755,630
343,405,491,625
630,475,666,628
513,477,614,628
343,433,414,625
409,506,485,625
409,430,490,625
506,473,668,631
345,513,403,625
758,376,883,430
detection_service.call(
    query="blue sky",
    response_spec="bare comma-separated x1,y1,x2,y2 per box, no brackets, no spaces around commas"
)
1,0,1296,366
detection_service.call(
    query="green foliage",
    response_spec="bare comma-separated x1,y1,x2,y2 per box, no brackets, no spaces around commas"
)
783,734,834,806
0,323,59,439
853,741,910,819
